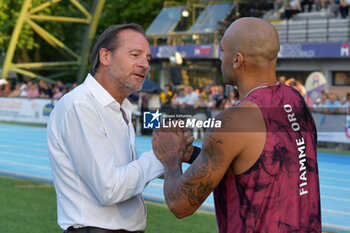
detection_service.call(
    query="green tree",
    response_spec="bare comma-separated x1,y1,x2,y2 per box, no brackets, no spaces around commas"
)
0,0,92,63
98,0,165,35
0,0,177,82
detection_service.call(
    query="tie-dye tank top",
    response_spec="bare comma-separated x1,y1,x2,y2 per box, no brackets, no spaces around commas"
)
214,83,321,233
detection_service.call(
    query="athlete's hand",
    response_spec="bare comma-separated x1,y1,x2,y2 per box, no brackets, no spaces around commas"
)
182,129,194,162
152,127,185,165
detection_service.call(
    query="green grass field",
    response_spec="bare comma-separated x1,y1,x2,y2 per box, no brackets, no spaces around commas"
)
0,176,217,233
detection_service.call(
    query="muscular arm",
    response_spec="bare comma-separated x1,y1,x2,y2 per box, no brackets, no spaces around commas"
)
161,131,235,218
153,101,266,218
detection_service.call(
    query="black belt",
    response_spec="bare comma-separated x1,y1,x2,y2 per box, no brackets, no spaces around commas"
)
64,226,144,233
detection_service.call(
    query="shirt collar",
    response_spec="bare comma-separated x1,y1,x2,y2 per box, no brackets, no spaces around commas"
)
84,73,134,113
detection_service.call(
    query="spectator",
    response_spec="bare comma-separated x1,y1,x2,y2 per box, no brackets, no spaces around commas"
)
19,82,28,97
38,80,47,97
230,89,240,106
282,0,301,19
339,93,350,113
346,93,350,112
326,92,341,113
65,83,78,93
184,86,199,106
296,79,306,97
170,92,177,107
160,84,173,105
27,82,40,98
278,75,287,84
0,81,11,97
173,89,187,107
312,93,328,112
311,97,321,112
275,0,287,17
285,77,297,87
56,80,66,92
8,83,21,97
52,86,63,99
206,93,215,108
315,0,326,11
0,78,7,86
38,81,53,98
223,95,232,109
194,93,208,109
146,91,161,110
128,92,139,104
330,0,341,17
212,85,225,117
301,0,313,12
340,0,350,18
44,83,54,98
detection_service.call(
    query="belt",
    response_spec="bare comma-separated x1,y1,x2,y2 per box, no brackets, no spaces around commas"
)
64,226,144,233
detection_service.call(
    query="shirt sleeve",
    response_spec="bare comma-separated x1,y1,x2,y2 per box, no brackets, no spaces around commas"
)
58,102,164,206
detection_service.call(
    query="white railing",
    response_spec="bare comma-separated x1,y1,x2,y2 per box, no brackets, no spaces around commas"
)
273,18,350,43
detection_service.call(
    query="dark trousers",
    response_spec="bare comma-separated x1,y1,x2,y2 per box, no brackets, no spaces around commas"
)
301,0,313,12
340,5,349,18
64,226,144,233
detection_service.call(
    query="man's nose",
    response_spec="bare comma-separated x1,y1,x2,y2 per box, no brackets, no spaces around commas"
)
139,57,150,70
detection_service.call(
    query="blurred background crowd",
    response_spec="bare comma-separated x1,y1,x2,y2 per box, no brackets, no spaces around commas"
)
274,0,350,19
1,76,348,116
0,79,77,99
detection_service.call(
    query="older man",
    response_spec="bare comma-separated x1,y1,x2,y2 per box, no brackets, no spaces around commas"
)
47,23,193,233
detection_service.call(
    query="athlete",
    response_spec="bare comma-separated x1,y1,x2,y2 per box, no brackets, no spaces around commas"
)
152,17,321,233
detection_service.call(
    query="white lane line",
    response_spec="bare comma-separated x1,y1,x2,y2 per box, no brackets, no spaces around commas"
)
320,176,350,183
319,168,350,176
322,223,350,233
0,159,51,170
0,144,48,153
0,151,48,161
149,183,163,187
322,195,350,202
321,184,350,192
0,169,53,183
322,208,350,216
0,138,47,147
0,133,46,140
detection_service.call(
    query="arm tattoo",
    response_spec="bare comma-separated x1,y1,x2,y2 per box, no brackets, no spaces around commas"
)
163,135,225,207
207,133,223,144
220,116,232,127
185,180,214,206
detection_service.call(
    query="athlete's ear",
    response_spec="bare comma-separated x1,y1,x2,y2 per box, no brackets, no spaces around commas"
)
233,52,244,69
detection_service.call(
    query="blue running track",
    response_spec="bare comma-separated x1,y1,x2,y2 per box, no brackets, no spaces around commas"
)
0,123,349,232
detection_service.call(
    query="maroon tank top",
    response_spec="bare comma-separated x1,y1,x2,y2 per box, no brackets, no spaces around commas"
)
214,83,321,233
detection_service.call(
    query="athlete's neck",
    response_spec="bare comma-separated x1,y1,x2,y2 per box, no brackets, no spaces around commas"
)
237,78,278,101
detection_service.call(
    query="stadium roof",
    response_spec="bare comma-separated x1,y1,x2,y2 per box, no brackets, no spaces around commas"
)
146,6,182,36
188,3,235,34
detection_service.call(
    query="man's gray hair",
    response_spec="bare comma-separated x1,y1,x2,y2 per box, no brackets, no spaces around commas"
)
89,23,146,76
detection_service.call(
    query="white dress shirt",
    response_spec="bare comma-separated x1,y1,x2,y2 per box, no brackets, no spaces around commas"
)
47,74,164,231
184,92,199,106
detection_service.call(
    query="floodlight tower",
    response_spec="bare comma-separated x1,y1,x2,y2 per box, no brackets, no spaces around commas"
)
1,0,105,84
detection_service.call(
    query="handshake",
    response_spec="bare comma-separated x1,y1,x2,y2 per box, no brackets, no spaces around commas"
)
152,126,196,165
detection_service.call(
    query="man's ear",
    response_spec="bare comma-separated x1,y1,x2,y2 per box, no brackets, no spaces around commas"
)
99,48,111,66
233,52,244,69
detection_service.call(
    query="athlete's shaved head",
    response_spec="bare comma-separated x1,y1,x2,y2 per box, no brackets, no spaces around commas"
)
225,17,279,63
220,17,280,84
